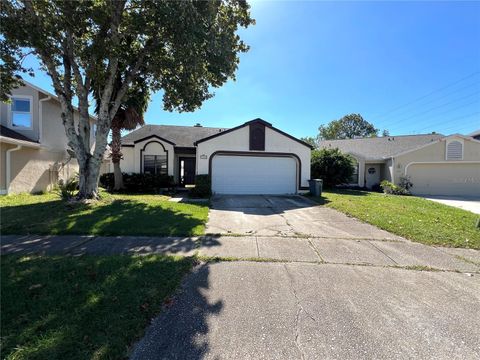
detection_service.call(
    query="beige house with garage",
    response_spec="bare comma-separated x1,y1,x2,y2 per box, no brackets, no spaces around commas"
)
319,133,480,196
0,81,97,194
117,118,312,194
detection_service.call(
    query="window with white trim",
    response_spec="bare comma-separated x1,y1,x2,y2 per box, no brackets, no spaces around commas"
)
143,155,167,175
350,159,359,184
11,97,32,128
446,140,463,160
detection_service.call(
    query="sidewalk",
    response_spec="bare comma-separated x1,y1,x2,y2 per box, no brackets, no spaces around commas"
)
2,234,479,273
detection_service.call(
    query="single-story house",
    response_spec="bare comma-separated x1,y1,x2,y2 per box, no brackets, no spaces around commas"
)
0,81,100,194
469,129,480,141
118,119,312,194
319,133,480,196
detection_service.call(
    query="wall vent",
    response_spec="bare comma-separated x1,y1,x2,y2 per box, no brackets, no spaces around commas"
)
446,140,463,160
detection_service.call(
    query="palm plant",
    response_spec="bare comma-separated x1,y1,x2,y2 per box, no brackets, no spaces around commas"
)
110,106,145,190
94,77,149,190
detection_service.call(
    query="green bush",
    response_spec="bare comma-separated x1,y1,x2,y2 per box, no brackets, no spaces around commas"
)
189,175,211,198
399,176,413,191
56,175,79,200
99,173,174,193
380,180,411,195
311,148,355,187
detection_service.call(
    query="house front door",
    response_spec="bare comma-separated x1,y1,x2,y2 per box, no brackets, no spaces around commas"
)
365,164,381,189
179,157,196,186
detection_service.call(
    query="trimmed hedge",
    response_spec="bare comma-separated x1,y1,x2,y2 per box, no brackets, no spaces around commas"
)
100,173,174,193
189,175,211,198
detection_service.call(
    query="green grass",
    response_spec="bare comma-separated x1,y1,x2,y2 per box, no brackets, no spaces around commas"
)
1,254,194,360
314,189,480,249
0,192,209,236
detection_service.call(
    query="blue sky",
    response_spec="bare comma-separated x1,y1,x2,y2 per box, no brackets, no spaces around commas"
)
23,1,480,138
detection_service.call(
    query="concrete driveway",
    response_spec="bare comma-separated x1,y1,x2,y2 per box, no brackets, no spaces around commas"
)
129,195,480,359
207,195,402,240
131,262,480,360
421,195,480,215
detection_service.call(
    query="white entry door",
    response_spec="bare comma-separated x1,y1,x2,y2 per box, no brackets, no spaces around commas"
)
211,155,297,194
365,164,381,189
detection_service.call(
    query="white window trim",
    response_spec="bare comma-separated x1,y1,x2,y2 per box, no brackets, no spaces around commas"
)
8,95,34,130
445,138,464,161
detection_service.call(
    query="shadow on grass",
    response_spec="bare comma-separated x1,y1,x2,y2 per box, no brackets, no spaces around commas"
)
329,188,371,196
310,196,331,205
0,198,207,237
2,254,220,360
130,263,223,359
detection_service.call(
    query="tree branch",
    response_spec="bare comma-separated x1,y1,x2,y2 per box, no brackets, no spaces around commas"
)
98,0,126,121
22,0,80,154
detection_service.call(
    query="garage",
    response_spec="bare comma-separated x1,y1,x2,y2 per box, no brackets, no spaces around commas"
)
194,119,312,194
406,162,480,196
211,155,297,194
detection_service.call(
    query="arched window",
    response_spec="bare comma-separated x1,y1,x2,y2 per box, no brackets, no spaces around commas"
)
446,140,463,160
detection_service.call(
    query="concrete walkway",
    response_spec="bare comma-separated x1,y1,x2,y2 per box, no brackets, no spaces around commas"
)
2,234,479,273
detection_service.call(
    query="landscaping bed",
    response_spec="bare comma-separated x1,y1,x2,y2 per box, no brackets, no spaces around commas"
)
1,254,194,360
0,192,209,236
314,189,480,249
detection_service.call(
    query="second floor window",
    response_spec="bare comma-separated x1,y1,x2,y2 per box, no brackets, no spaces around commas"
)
143,155,167,175
11,97,32,128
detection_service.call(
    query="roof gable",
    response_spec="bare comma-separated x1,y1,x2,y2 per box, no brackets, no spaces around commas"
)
122,124,227,147
318,134,444,160
133,134,176,146
194,118,314,149
392,133,480,158
18,80,97,121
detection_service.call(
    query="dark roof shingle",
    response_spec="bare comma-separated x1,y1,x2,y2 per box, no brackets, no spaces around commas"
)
121,125,228,147
319,134,444,160
0,125,38,144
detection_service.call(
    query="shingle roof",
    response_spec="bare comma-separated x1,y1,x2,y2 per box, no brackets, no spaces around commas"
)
0,125,38,144
121,125,229,147
318,134,444,160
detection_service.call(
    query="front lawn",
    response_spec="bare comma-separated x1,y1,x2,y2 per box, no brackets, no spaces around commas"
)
315,190,480,249
0,192,209,236
1,254,193,360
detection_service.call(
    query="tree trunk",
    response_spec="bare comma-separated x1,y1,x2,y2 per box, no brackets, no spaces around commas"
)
110,125,124,190
113,161,123,190
73,112,110,200
77,155,101,200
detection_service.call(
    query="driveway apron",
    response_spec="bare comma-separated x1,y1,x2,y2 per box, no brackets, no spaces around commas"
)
206,195,402,240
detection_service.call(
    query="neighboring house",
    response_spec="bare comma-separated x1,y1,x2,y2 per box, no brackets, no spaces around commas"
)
0,81,97,194
118,118,312,194
319,133,480,196
469,129,480,141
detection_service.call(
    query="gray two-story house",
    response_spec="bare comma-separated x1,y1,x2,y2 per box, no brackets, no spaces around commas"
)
0,81,98,194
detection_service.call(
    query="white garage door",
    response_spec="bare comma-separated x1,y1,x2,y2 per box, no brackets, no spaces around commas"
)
212,155,297,194
407,163,480,196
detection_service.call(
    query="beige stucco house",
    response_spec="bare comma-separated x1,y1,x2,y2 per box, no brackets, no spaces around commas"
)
0,81,97,194
118,119,312,194
319,133,480,196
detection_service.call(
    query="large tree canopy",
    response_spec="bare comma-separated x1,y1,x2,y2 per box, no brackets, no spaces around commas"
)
0,0,254,199
318,114,379,140
300,136,318,148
